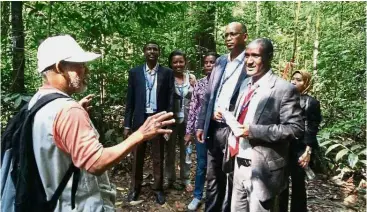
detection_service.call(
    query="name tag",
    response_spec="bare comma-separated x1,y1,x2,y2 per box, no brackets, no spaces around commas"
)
146,108,154,114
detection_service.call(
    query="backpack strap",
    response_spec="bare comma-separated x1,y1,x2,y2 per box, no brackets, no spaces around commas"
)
71,167,81,208
29,93,70,116
30,93,81,210
48,164,80,210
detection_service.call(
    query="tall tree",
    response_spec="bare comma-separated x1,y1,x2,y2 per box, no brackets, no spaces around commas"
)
1,2,10,48
256,1,261,36
313,6,320,77
11,1,25,93
194,2,216,70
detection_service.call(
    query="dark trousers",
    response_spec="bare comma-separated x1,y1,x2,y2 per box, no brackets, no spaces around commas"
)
205,121,232,212
130,114,165,191
279,154,307,212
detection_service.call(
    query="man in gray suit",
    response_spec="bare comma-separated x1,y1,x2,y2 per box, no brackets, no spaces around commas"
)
196,22,248,212
227,38,304,211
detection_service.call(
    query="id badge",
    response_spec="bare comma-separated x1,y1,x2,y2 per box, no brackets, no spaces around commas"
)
176,112,184,118
146,108,154,114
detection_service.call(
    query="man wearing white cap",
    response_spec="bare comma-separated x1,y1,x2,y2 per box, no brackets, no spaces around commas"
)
29,35,174,211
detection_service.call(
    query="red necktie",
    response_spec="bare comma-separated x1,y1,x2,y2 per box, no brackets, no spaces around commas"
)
229,85,257,157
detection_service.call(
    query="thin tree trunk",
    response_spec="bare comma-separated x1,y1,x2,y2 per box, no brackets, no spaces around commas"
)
195,2,216,71
256,1,261,36
11,1,25,93
47,1,53,36
282,1,301,80
313,8,320,77
292,1,301,61
1,2,10,48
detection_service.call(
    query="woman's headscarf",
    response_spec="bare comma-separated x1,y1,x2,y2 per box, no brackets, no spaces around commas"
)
292,70,312,94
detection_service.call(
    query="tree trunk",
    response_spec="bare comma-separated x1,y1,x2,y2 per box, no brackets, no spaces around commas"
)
313,8,320,77
11,1,25,93
256,1,261,36
195,2,216,70
1,2,10,49
292,1,301,61
47,1,53,36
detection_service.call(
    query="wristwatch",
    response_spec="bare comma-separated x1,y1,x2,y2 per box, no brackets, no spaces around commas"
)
306,149,312,155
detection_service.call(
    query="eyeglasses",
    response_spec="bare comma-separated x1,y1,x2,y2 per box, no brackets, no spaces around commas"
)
223,32,241,39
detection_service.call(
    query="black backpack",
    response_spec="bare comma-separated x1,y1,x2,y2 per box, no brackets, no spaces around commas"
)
1,93,80,212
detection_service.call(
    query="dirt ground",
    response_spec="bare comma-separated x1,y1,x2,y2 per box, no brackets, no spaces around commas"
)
109,145,366,212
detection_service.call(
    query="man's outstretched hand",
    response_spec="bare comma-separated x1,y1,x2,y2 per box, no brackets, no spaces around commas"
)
134,111,175,142
79,94,95,111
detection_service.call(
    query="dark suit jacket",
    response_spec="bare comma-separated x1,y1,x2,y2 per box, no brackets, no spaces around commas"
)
124,64,174,131
226,72,304,202
197,54,247,139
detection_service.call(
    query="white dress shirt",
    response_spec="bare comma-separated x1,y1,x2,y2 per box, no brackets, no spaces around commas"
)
145,63,158,113
237,70,272,159
214,51,245,113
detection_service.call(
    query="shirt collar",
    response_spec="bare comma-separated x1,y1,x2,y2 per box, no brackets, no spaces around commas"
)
227,50,245,63
145,63,159,74
248,69,272,88
39,84,70,97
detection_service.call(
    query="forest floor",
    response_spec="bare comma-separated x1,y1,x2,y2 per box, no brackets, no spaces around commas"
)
109,144,366,212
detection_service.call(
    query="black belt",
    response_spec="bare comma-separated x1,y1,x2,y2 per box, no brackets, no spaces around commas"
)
237,157,252,168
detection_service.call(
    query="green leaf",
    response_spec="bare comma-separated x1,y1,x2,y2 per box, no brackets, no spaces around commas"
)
350,144,362,151
325,144,341,155
104,129,115,141
348,153,358,168
358,149,366,155
359,160,367,165
335,149,349,162
21,95,32,102
320,131,331,140
319,140,333,147
14,96,22,109
3,96,11,102
116,136,124,143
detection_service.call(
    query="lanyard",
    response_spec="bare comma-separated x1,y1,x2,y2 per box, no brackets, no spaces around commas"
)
144,65,157,107
176,83,188,109
216,59,244,99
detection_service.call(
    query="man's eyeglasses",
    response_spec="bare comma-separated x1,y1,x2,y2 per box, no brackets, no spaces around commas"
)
223,32,242,39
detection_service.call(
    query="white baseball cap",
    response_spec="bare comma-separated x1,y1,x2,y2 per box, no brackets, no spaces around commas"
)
37,35,100,73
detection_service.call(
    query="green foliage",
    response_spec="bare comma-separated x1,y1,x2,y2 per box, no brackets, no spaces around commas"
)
319,132,366,169
1,2,365,174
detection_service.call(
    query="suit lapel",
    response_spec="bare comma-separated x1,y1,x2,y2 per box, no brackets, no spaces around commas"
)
139,65,147,104
253,73,277,124
156,65,164,96
212,56,228,94
233,65,247,96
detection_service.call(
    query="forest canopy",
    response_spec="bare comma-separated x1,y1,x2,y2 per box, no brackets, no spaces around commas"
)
1,1,366,175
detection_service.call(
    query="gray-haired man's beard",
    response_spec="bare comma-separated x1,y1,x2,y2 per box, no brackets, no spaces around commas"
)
69,76,87,93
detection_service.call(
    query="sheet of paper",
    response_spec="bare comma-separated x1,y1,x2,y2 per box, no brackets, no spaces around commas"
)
222,110,243,137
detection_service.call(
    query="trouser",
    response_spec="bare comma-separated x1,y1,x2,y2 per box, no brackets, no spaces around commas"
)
193,138,207,200
130,114,164,191
165,121,191,185
278,153,307,212
205,121,232,212
231,157,278,212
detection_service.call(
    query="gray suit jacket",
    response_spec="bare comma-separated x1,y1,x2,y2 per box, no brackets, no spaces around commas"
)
227,72,304,201
197,54,247,139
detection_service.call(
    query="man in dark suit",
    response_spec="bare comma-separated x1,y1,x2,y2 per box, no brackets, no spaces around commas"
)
196,22,248,212
124,41,174,205
227,38,304,211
